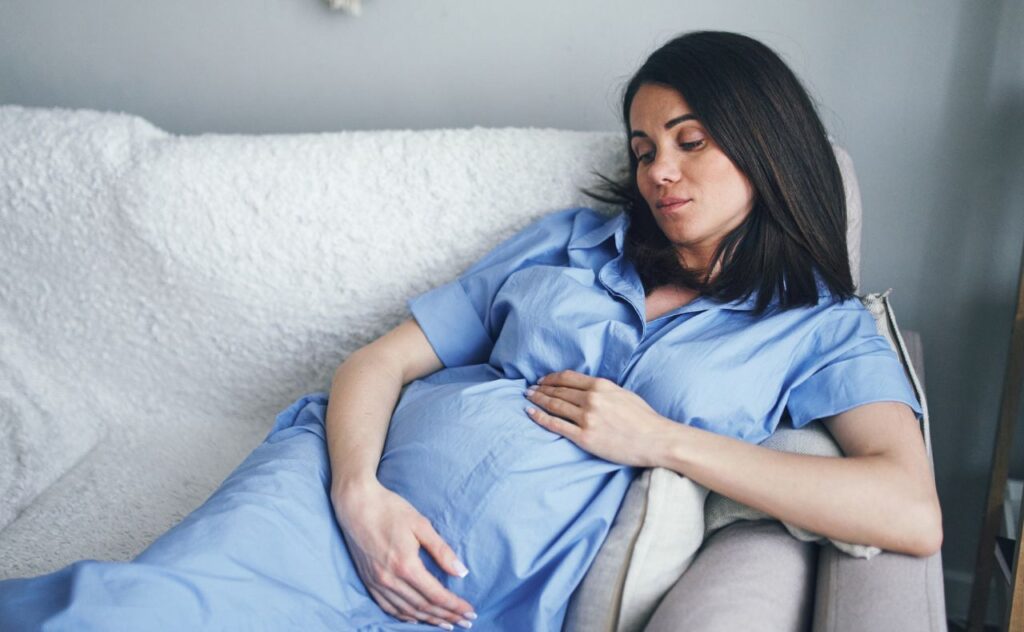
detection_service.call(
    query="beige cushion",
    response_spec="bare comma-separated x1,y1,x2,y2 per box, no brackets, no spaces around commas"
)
564,468,709,632
563,291,929,632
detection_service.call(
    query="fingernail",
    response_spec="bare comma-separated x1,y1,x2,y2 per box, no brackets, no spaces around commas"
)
525,406,536,415
437,624,454,631
525,386,537,396
456,620,473,629
453,559,469,577
538,376,546,384
463,612,478,620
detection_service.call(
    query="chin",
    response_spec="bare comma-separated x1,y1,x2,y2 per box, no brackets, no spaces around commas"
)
656,221,700,245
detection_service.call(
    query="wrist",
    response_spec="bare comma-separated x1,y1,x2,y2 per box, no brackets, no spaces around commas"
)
330,473,382,506
648,416,693,471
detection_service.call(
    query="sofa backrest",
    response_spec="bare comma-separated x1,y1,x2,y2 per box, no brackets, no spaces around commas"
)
0,105,864,528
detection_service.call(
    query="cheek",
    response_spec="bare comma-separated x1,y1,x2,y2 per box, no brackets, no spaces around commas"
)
637,178,655,204
713,163,755,212
736,175,756,212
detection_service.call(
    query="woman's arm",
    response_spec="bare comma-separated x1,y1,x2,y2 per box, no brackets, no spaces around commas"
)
655,400,943,557
525,371,942,558
325,318,479,628
326,317,441,499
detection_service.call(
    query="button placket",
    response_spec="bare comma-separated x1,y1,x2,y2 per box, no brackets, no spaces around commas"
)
595,258,646,384
597,259,645,331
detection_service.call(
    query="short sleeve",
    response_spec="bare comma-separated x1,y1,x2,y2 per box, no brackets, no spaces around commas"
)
785,301,923,428
407,207,583,367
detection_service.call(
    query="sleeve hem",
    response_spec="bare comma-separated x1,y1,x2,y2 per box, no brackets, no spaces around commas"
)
787,356,924,429
789,397,924,430
407,279,493,368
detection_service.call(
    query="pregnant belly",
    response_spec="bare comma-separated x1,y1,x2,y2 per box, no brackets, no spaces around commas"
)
379,371,567,535
376,366,635,608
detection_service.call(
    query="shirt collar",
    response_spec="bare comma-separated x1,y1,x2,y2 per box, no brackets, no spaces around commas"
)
566,208,833,313
567,209,627,254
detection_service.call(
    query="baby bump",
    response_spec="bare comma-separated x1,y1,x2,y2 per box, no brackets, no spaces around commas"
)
381,375,624,519
377,374,635,604
378,376,540,533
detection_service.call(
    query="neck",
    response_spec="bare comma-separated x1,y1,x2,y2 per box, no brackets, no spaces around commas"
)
675,248,719,282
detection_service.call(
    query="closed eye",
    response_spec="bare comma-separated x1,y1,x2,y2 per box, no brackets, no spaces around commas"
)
634,139,705,163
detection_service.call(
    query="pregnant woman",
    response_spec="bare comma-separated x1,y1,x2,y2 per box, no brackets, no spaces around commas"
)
0,31,941,631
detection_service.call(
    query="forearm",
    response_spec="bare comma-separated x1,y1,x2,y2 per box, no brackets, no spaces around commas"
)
324,348,405,499
654,422,940,556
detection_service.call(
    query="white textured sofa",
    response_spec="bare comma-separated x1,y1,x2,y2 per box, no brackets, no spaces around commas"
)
0,105,945,630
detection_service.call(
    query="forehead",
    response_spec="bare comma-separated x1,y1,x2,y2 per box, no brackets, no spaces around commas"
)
629,83,694,128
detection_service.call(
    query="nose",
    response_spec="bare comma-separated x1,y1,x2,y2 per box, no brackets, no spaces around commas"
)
646,151,681,185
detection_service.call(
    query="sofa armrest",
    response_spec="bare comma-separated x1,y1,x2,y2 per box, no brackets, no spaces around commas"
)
812,545,947,632
811,327,947,631
901,329,925,394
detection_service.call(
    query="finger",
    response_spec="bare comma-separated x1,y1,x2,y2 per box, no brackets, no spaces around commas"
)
526,388,583,420
366,585,424,625
416,521,471,582
529,384,587,407
539,370,603,389
390,576,475,629
378,582,455,629
414,525,477,617
366,585,402,619
525,405,582,440
391,566,474,627
407,572,476,627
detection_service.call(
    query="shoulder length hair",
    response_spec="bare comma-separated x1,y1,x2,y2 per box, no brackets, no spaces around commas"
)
584,30,855,315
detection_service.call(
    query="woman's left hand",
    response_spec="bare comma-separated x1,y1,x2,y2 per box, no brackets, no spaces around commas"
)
524,370,675,468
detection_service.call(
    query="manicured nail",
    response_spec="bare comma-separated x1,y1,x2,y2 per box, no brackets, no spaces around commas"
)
525,386,537,396
463,612,478,620
453,559,469,577
538,376,546,383
456,620,473,629
437,624,454,631
525,406,536,415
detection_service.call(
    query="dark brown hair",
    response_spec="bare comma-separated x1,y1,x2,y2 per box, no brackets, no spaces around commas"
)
583,31,854,315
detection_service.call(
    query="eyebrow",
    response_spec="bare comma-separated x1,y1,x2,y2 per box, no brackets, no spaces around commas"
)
629,114,698,139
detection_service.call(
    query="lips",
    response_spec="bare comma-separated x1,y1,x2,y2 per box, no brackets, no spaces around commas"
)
656,197,691,211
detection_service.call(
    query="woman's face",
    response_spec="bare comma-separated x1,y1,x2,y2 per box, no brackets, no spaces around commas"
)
628,83,756,272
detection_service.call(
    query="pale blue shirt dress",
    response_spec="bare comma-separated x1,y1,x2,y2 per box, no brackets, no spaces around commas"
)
0,206,922,631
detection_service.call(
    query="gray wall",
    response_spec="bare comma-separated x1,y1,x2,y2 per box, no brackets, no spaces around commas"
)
2,0,1023,623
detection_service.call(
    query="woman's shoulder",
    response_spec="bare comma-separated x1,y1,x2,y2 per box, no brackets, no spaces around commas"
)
468,206,619,270
747,287,878,352
542,205,623,234
792,290,875,321
515,206,610,238
817,291,877,322
568,205,622,225
565,206,628,249
792,293,884,352
506,206,626,256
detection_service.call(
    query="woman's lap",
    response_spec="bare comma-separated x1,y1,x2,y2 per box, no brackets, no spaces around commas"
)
643,519,818,632
0,394,417,632
132,398,368,620
0,394,819,632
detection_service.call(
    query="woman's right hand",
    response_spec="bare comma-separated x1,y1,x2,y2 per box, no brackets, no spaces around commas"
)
331,479,477,629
